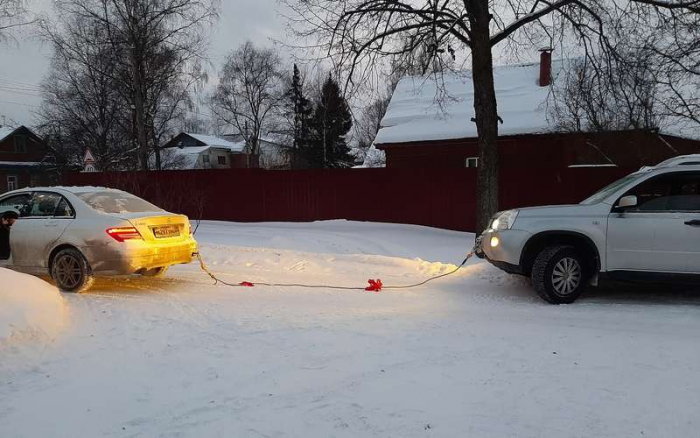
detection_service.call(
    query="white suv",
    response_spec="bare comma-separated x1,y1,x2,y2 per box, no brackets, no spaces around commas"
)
476,155,700,304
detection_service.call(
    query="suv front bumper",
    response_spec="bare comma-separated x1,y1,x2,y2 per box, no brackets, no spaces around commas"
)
476,229,532,275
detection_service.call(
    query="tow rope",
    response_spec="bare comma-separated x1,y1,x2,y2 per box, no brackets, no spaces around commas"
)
194,249,475,293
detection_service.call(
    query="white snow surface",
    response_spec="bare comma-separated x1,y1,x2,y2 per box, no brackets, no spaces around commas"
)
2,220,700,437
187,133,245,152
375,61,559,145
375,59,700,145
0,268,67,344
0,161,44,167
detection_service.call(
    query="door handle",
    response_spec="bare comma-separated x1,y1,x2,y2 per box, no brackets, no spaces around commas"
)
684,219,700,227
45,221,59,228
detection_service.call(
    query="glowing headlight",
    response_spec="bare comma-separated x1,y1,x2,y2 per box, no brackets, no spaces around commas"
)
490,209,519,231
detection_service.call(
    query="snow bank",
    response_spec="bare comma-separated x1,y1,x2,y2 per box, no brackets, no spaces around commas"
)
0,268,67,344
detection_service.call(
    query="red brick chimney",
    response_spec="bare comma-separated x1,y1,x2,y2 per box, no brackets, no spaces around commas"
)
539,48,553,87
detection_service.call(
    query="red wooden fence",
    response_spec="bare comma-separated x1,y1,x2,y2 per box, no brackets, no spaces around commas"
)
65,167,633,232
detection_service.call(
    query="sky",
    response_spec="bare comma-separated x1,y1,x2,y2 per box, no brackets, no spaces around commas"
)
0,0,287,127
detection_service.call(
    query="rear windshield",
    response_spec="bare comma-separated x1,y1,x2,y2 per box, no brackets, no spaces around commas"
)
76,191,163,214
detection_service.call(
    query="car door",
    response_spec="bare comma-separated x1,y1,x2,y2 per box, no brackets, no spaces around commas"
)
0,193,32,216
607,172,700,273
10,192,75,268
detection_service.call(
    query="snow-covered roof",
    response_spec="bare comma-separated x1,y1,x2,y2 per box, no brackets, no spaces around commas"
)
167,146,207,169
375,60,700,145
185,133,244,152
0,161,44,167
375,61,559,145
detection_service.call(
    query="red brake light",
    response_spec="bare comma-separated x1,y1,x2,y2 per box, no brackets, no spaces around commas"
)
106,226,143,242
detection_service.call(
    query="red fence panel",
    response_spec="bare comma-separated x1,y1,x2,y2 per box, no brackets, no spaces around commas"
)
65,166,633,232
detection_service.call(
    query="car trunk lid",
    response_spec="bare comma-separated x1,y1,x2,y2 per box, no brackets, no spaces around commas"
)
124,213,190,243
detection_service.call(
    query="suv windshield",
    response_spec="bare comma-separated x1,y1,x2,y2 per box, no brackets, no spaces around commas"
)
580,173,644,205
77,191,163,214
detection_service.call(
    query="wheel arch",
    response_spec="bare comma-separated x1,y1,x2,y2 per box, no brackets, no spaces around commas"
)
520,231,601,277
48,244,83,273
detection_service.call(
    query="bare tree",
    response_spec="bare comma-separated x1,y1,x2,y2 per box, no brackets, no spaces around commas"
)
551,53,660,133
37,14,134,171
641,12,700,131
52,0,217,170
210,41,285,168
354,93,390,160
284,0,700,232
0,0,34,42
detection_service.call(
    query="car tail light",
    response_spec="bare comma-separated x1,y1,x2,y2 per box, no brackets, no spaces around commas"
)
106,227,143,242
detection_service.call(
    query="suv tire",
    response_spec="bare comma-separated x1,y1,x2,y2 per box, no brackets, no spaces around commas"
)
532,245,587,304
51,248,95,293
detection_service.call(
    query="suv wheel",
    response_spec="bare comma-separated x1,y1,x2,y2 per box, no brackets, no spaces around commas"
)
531,245,587,304
51,248,95,293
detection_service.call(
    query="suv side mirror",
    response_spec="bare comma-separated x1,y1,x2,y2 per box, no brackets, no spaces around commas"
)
616,195,638,210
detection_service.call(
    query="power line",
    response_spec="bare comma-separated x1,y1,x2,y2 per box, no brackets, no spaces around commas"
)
0,99,40,108
0,76,43,91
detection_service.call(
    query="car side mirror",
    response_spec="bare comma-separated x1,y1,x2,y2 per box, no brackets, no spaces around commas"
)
616,195,638,210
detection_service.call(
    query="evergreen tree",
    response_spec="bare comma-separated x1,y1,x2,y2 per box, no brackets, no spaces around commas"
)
288,64,314,168
304,75,353,169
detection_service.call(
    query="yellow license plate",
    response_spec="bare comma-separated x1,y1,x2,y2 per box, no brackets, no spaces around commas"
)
153,225,180,238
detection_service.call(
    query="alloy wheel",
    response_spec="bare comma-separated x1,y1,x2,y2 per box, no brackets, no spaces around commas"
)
55,254,83,290
551,257,582,295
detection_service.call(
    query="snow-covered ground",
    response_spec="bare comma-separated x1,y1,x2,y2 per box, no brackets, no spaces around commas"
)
2,220,699,438
0,268,67,345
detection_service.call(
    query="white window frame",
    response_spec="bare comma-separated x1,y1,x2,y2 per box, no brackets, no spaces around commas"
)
465,157,479,168
7,175,18,191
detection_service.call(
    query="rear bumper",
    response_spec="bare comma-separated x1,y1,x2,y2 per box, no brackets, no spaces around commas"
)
85,238,198,276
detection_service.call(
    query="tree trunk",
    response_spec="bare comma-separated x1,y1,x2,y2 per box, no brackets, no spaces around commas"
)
153,126,161,170
131,47,149,171
468,0,500,234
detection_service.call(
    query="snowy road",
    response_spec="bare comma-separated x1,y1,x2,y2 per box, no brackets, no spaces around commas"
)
2,220,700,438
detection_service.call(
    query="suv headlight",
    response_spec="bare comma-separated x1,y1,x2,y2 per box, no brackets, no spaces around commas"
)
490,209,519,231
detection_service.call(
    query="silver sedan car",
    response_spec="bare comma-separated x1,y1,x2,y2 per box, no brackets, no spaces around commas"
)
0,187,198,292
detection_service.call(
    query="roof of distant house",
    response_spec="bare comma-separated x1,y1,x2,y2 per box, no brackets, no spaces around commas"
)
0,125,42,143
165,132,246,153
375,59,700,146
0,126,16,142
186,133,245,152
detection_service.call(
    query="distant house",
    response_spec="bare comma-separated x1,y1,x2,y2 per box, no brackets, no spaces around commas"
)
0,126,57,194
222,134,287,169
161,133,248,169
373,53,700,170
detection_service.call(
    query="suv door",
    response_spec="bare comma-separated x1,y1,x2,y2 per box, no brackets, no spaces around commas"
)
607,172,700,273
11,192,75,268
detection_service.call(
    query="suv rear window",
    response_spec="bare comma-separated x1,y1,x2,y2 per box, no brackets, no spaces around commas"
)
76,191,163,214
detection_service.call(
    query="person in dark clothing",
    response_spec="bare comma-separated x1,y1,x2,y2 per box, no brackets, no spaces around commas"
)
0,210,19,260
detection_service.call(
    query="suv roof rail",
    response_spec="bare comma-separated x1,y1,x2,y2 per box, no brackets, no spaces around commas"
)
653,154,700,168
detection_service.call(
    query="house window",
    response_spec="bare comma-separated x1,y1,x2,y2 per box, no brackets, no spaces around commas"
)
217,155,226,165
14,136,27,153
202,154,210,164
7,175,18,191
465,157,479,168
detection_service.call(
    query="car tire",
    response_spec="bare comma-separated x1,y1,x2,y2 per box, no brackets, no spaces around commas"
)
51,248,95,293
141,267,168,277
531,245,587,304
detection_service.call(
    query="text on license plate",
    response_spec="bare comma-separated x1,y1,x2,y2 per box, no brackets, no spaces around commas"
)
153,225,180,238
